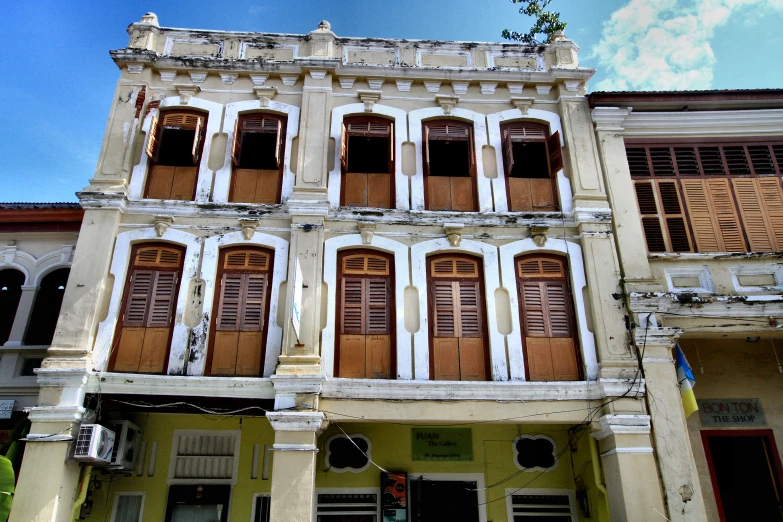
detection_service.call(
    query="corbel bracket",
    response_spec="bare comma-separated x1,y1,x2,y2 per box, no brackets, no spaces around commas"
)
174,84,200,104
239,218,259,240
153,215,174,237
254,86,278,108
529,224,549,247
436,95,460,116
443,223,465,247
510,97,536,115
357,90,382,112
357,222,376,245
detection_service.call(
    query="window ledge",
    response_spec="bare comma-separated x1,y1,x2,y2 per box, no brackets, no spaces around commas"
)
320,377,642,402
87,372,275,399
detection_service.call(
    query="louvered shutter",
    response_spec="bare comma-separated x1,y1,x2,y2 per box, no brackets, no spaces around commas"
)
122,270,154,326
147,272,177,327
519,282,546,336
241,274,267,331
273,118,283,168
191,116,203,165
503,128,514,176
733,178,783,251
388,121,395,162
146,116,160,160
423,125,430,172
216,273,242,331
231,118,241,166
340,278,365,334
366,279,390,334
634,181,666,252
545,282,571,337
431,281,456,337
457,281,482,337
547,131,563,173
341,122,348,173
681,179,745,252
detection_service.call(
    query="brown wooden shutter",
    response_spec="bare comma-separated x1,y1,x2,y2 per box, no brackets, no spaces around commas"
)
366,279,390,334
191,116,203,165
503,128,514,176
423,125,431,172
340,278,365,334
431,281,456,337
146,116,160,160
273,118,283,168
681,179,745,252
216,273,242,331
733,178,783,251
147,272,177,327
242,274,267,331
547,131,563,173
341,122,348,173
122,270,154,326
457,281,482,337
231,118,241,166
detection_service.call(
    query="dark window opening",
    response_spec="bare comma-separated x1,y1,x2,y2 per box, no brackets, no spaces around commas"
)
157,128,197,166
25,268,70,346
20,358,43,377
238,132,280,170
428,140,470,177
510,142,549,178
0,269,25,345
347,136,390,173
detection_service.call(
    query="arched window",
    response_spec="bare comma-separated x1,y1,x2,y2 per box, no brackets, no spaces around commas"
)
336,250,394,379
423,120,477,211
341,116,394,209
427,255,488,381
501,121,563,212
109,244,184,373
515,255,580,381
207,247,274,376
25,268,70,346
230,113,287,204
144,110,207,200
0,269,25,345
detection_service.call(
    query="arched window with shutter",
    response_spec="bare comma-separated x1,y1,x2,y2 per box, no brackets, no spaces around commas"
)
335,250,395,379
423,119,477,212
515,255,581,381
427,255,489,381
109,244,185,374
230,113,287,204
0,269,25,345
207,247,275,376
341,116,394,209
144,110,207,201
501,121,563,212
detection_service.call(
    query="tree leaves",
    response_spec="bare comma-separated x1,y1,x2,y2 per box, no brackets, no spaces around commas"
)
502,0,567,45
0,456,14,522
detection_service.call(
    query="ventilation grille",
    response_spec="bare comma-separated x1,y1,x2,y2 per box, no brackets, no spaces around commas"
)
162,112,202,130
316,493,378,517
224,250,270,270
509,494,573,520
74,425,95,457
172,433,237,481
507,125,547,141
244,117,280,133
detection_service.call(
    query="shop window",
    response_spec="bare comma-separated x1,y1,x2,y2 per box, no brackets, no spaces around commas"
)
423,120,477,212
627,141,783,253
207,248,274,377
252,494,271,522
144,110,206,200
325,433,371,473
501,122,563,212
24,268,70,346
427,255,488,381
516,255,580,381
0,269,24,345
341,116,394,209
164,485,230,522
110,493,144,522
109,244,184,374
336,251,394,379
230,113,286,204
506,492,577,521
316,492,378,522
513,434,557,471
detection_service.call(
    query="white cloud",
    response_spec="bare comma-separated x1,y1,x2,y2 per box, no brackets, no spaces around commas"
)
591,0,783,91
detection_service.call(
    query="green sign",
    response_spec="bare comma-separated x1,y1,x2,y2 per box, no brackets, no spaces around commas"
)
699,398,767,427
412,428,473,461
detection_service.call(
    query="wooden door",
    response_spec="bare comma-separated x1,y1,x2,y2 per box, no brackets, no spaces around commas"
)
110,245,184,374
516,256,580,381
341,116,394,209
208,248,273,376
502,122,560,212
428,256,488,381
336,252,394,379
229,113,286,204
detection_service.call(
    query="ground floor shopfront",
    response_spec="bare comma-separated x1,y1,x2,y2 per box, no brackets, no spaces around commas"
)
79,413,614,522
681,338,783,522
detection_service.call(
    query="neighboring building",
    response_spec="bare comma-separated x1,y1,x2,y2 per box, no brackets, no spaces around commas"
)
0,203,82,429
18,12,783,522
591,90,783,522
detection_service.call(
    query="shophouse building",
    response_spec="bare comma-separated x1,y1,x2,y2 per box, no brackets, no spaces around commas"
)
10,13,764,522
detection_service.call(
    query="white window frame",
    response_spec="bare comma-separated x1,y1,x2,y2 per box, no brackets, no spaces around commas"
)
512,434,559,472
406,473,488,522
110,492,146,522
167,429,242,485
504,488,577,522
250,493,271,522
324,433,372,473
313,487,381,521
729,264,783,293
663,266,715,294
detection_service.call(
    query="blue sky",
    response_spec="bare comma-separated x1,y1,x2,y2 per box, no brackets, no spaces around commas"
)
1,0,782,202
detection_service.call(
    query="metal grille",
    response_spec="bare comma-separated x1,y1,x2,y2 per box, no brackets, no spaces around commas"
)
74,425,94,457
510,494,574,521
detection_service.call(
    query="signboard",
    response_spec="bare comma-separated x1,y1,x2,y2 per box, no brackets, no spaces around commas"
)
699,398,767,427
0,400,13,420
412,428,472,461
291,257,303,344
381,471,407,522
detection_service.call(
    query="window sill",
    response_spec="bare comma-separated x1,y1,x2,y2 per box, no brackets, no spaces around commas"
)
87,372,275,399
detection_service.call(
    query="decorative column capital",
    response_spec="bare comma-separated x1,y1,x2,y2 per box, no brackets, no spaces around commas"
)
592,414,651,440
592,107,633,132
266,411,328,434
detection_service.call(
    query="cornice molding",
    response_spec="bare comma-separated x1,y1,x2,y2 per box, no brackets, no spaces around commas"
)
591,107,633,131
621,108,783,137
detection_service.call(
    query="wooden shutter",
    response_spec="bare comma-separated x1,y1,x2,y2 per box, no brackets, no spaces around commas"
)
341,122,349,173
503,128,514,176
457,281,482,337
431,281,456,337
733,178,783,251
191,116,203,165
425,121,470,140
340,278,365,334
216,273,242,331
681,179,745,252
367,279,390,333
231,118,241,166
423,125,431,172
547,131,563,173
146,116,160,160
147,272,177,327
122,271,154,327
634,180,692,252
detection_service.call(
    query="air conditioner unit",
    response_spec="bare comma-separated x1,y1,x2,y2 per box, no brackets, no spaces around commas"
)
106,420,142,470
73,424,115,464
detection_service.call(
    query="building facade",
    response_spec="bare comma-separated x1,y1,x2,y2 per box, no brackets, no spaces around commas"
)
591,90,783,522
13,13,773,522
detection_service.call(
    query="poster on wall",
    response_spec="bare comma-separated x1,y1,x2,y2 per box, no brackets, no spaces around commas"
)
381,471,407,522
411,428,473,461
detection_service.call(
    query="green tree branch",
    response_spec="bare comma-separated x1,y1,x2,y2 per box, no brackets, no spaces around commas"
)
502,0,567,45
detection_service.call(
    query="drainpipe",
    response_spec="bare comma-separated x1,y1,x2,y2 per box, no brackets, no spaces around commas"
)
589,436,611,520
70,465,92,522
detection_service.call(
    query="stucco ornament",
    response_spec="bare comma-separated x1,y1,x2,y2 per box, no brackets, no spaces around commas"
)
153,215,174,237
529,224,549,247
443,223,465,247
318,20,331,31
174,84,200,104
357,91,381,113
254,86,277,108
239,219,259,240
436,95,459,116
357,222,376,245
511,97,535,115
